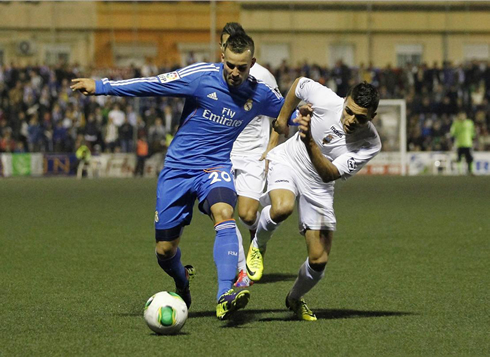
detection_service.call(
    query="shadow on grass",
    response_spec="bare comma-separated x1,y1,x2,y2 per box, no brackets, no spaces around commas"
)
259,308,415,322
189,308,415,327
149,332,191,336
258,273,297,284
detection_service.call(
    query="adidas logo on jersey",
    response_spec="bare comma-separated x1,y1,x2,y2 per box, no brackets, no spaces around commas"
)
207,92,218,100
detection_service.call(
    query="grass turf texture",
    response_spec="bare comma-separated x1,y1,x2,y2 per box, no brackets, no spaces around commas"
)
1,176,489,356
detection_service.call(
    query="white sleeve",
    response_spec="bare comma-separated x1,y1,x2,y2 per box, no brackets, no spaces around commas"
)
294,77,341,107
332,139,382,180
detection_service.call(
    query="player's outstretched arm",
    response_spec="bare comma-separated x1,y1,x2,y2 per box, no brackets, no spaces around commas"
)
70,78,96,96
298,112,340,183
273,78,302,136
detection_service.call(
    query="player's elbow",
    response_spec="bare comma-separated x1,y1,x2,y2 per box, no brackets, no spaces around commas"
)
319,169,340,183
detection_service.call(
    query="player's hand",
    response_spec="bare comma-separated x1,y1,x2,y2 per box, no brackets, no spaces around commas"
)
299,103,313,117
70,78,96,95
259,151,271,175
297,111,313,144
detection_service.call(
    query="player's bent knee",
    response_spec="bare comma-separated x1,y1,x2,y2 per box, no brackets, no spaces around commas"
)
155,225,182,257
270,201,294,222
211,203,234,223
309,254,328,266
155,241,178,258
238,208,257,226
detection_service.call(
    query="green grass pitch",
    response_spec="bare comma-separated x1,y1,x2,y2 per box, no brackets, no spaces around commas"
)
1,176,489,356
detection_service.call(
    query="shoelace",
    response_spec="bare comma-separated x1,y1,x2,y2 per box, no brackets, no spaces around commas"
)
299,299,314,316
250,250,262,268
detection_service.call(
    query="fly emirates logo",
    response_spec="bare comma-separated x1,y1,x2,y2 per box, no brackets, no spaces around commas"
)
203,107,244,128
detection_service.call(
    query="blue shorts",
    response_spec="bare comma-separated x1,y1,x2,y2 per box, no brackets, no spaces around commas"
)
154,165,236,232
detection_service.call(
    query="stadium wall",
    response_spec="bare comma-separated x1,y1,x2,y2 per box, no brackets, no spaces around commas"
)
241,2,490,67
0,2,489,68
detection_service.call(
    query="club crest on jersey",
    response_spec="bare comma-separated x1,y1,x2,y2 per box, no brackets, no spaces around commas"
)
330,126,344,138
244,99,253,111
323,134,334,145
347,157,356,172
158,72,180,83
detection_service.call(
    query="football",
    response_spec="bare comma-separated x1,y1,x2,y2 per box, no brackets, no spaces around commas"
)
144,291,188,335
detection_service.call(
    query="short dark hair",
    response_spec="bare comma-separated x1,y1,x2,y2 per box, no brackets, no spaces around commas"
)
223,33,255,56
347,82,380,112
220,22,245,42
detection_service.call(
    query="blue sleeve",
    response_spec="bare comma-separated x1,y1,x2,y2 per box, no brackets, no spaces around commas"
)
95,67,205,98
259,86,284,118
288,109,300,126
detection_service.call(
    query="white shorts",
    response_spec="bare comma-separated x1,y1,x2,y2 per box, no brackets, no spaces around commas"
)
261,159,336,233
231,155,266,201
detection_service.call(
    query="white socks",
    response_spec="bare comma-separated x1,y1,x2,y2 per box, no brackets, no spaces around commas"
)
252,205,279,251
236,227,246,271
289,258,326,300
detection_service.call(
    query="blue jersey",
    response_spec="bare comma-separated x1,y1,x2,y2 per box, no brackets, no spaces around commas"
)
95,62,284,169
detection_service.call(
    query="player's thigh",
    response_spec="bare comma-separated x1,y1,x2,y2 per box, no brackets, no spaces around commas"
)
196,165,237,221
263,160,298,219
304,230,333,263
297,185,336,233
233,157,266,201
237,195,260,222
155,167,196,235
269,189,296,220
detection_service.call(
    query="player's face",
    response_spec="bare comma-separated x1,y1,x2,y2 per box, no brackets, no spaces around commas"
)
222,47,255,87
341,96,375,134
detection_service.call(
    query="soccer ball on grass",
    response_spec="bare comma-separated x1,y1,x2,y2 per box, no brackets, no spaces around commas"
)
144,291,188,335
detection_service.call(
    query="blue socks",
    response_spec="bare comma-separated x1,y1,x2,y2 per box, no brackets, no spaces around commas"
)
213,219,239,300
156,247,188,289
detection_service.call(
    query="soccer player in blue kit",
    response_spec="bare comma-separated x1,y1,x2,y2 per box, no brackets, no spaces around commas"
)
71,33,285,320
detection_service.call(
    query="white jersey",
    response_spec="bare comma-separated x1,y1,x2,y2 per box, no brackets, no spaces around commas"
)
231,63,279,157
268,77,381,185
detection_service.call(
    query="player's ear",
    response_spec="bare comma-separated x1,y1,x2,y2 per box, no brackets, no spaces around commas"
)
220,52,225,63
250,57,256,68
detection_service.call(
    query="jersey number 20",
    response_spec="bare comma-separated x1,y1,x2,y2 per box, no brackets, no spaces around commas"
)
208,171,231,185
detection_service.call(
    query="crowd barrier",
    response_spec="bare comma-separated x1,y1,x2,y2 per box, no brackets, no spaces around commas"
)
1,152,489,178
360,152,490,176
0,153,164,178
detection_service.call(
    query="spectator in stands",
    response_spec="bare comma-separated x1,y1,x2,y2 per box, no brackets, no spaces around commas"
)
84,113,101,151
53,120,68,152
108,103,125,127
0,60,489,156
27,115,43,152
126,104,137,127
118,117,134,153
0,128,16,153
134,135,149,177
148,117,166,154
104,117,118,153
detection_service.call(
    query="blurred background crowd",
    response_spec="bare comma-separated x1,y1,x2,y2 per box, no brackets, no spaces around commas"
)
1,59,489,155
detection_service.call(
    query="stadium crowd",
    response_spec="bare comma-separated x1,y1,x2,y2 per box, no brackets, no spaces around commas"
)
1,59,490,154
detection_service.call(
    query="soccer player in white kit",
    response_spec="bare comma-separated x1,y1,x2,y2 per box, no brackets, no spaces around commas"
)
246,78,382,320
220,23,282,287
